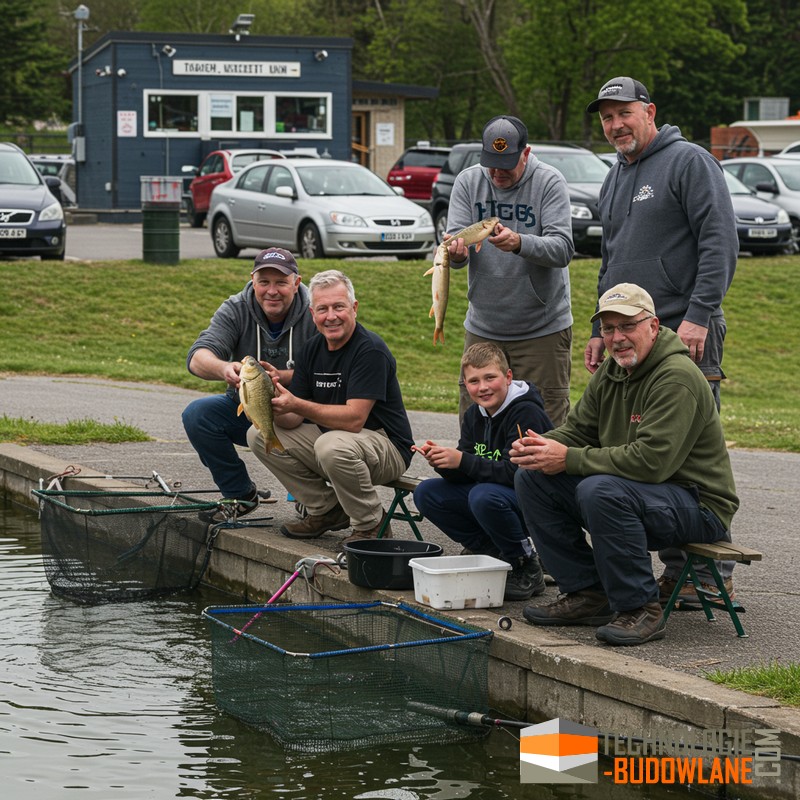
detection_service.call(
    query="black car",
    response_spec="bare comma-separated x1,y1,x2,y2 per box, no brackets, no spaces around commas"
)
0,143,66,260
430,142,610,256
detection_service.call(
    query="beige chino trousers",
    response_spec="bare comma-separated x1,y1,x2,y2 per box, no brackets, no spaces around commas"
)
246,422,406,530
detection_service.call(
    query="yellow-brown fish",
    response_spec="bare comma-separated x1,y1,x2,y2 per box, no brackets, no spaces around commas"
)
238,356,284,454
425,217,499,345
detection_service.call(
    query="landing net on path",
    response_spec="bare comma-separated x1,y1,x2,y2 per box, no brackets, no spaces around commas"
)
33,488,220,603
202,601,493,752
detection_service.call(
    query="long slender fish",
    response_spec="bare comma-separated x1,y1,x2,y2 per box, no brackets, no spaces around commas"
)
425,217,499,345
238,356,284,454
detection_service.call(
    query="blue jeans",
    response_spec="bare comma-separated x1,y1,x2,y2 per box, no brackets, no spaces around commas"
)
413,479,531,560
182,393,255,498
514,470,729,612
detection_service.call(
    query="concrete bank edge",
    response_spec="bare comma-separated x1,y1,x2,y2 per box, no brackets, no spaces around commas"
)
2,443,797,796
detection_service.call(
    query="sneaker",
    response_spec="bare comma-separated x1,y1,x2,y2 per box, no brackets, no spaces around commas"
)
199,488,259,523
657,575,736,608
596,602,666,646
341,511,393,546
280,504,350,539
504,554,546,601
523,589,613,626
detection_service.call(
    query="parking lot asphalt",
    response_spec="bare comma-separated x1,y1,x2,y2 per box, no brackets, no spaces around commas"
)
1,373,796,681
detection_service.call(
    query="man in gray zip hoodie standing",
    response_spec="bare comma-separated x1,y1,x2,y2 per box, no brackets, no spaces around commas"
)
445,115,574,426
182,247,317,522
584,77,738,606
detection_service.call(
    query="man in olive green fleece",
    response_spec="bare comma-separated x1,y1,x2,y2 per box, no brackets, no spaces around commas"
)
510,283,739,646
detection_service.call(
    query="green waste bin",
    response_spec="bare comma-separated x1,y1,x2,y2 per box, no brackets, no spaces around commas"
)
141,176,182,264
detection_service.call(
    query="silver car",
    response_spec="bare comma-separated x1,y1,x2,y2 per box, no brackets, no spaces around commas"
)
207,158,435,259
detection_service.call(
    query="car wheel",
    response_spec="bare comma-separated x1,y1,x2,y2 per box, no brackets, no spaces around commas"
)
212,217,240,258
299,222,324,258
434,208,448,245
185,197,205,228
789,217,800,254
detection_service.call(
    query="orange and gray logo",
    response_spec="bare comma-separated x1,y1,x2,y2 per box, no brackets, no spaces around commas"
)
492,137,509,153
520,718,598,783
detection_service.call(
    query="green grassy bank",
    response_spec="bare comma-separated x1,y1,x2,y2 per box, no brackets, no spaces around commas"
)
0,254,797,451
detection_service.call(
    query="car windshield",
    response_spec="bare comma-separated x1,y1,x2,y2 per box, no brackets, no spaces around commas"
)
297,165,395,196
773,162,800,190
724,170,753,195
0,152,42,185
535,152,610,183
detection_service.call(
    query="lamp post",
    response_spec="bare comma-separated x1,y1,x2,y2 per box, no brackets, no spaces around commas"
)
73,4,89,162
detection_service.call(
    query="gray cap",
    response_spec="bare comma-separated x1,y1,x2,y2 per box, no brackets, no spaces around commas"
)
251,247,299,276
480,115,528,169
586,77,651,113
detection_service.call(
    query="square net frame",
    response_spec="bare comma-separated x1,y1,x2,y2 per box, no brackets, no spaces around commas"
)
203,601,493,752
33,488,220,603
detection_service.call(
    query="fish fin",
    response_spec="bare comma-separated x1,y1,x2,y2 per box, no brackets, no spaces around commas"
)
269,432,284,452
429,303,435,319
423,266,434,277
475,241,483,253
237,402,245,417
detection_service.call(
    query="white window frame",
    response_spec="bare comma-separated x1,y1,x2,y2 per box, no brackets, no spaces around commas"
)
143,90,333,140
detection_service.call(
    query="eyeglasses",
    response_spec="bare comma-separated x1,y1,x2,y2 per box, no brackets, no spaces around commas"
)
599,315,654,337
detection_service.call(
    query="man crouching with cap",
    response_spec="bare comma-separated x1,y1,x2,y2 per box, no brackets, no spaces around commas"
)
182,247,317,523
444,115,574,427
510,283,739,646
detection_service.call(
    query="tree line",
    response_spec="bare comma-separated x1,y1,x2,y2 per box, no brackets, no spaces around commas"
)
4,0,798,148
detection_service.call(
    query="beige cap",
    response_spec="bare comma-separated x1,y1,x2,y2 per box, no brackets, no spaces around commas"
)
591,283,655,322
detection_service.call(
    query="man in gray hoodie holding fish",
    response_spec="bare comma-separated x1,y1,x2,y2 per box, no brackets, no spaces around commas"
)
444,115,574,426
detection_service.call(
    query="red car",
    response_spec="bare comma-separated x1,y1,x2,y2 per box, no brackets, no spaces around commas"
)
386,145,451,203
183,149,286,227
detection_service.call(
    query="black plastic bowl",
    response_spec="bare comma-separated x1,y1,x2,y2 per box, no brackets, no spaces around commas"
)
343,539,443,590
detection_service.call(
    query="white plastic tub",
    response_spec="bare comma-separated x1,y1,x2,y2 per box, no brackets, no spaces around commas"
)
408,554,511,610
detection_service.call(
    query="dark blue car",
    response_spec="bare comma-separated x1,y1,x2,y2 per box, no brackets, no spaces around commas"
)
0,143,66,260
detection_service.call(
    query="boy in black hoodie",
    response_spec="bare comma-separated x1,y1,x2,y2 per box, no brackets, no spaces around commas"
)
413,343,553,600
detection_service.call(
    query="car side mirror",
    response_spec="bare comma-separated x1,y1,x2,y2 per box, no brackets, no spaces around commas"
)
275,185,296,199
44,175,65,205
755,181,778,194
392,186,405,196
181,165,198,175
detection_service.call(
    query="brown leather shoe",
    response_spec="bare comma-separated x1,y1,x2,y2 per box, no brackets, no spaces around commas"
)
523,589,613,626
280,504,350,539
658,574,736,608
596,601,666,646
341,511,393,546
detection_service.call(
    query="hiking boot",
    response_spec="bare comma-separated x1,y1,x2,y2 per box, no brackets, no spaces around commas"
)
341,510,393,546
523,589,613,626
199,488,260,523
280,504,350,540
658,574,736,608
596,602,666,646
504,554,546,601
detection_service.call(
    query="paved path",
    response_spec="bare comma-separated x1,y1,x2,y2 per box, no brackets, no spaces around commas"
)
2,374,796,677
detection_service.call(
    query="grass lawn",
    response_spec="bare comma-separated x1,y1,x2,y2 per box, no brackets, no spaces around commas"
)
0,253,798,451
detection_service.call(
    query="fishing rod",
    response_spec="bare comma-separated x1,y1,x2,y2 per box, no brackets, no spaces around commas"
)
408,702,800,763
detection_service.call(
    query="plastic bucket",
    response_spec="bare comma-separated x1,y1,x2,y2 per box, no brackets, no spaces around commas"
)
343,539,443,590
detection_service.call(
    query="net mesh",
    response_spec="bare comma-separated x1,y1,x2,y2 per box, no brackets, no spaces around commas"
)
33,489,219,603
203,601,493,752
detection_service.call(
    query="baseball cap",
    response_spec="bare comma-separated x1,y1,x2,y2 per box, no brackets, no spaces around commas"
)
480,115,528,169
591,283,656,321
586,77,651,113
251,247,299,276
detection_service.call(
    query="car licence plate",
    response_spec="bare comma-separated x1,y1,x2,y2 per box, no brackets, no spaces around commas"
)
0,228,26,239
381,232,413,241
748,228,777,238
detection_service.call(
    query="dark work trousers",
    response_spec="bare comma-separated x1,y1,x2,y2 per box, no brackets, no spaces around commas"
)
413,479,531,560
514,470,729,612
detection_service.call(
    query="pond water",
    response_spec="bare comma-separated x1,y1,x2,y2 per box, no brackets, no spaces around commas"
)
1,497,725,800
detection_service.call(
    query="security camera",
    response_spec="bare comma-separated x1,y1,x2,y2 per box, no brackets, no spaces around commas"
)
162,45,176,58
117,68,127,77
314,49,328,62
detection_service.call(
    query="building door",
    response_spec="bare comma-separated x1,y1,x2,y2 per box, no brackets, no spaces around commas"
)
352,111,369,167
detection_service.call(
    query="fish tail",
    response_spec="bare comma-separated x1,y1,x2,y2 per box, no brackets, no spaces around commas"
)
269,432,284,453
433,327,445,346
